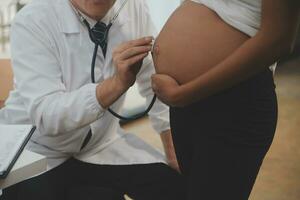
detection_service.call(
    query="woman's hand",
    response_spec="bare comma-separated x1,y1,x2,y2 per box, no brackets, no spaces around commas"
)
151,74,186,107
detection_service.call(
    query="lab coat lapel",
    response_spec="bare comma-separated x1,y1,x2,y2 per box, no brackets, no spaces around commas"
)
57,0,81,34
57,0,131,84
57,0,130,34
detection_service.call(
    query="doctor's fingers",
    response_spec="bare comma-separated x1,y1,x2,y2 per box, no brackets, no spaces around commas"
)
117,45,152,61
113,37,153,54
122,52,148,68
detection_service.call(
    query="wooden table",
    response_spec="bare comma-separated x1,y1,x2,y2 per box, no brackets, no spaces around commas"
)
0,100,4,109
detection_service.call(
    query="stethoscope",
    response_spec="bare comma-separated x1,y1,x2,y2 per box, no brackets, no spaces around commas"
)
70,0,156,122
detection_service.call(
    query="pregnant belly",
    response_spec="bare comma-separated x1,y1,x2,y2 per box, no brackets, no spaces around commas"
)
152,1,250,84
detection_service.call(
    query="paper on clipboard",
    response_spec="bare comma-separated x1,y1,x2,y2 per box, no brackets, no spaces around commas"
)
0,125,34,178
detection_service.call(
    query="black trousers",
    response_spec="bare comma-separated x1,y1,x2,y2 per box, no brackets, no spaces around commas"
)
170,69,278,200
2,158,186,200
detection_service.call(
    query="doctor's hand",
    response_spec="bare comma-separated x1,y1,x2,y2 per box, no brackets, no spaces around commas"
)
160,130,181,173
112,36,153,89
96,37,153,109
151,74,186,107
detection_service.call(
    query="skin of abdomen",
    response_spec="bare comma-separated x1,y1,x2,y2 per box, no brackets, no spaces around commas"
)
152,1,250,85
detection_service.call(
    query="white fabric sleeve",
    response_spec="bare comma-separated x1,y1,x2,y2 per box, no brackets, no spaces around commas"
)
10,16,105,136
135,0,170,134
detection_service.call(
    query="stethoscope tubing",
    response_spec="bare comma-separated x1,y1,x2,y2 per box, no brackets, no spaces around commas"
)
70,0,156,122
91,43,157,121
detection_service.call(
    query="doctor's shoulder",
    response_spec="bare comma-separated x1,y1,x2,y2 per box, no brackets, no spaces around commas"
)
124,0,156,37
126,0,151,18
11,0,58,32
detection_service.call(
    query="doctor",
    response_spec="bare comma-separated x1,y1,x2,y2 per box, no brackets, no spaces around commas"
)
0,0,185,199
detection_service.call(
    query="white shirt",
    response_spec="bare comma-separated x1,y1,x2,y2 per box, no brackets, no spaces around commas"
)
191,0,276,71
191,0,262,37
0,0,169,170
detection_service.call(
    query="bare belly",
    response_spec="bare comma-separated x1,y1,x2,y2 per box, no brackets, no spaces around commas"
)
152,1,250,84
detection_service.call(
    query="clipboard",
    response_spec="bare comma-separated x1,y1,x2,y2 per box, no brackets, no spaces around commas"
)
0,125,36,179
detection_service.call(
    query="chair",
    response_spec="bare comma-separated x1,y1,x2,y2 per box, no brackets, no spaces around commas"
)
0,59,13,108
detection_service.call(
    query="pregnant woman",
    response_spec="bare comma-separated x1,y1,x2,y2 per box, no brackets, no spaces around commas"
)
152,0,300,199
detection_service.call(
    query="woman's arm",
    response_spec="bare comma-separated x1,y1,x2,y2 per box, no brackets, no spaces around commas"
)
152,0,300,106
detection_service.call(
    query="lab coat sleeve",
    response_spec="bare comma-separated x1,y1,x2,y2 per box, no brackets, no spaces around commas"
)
10,16,105,136
135,0,170,134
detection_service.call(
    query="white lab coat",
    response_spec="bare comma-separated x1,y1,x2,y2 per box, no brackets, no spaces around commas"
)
0,0,169,170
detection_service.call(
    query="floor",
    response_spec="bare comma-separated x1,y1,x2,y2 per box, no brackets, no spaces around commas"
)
250,56,300,200
123,55,300,200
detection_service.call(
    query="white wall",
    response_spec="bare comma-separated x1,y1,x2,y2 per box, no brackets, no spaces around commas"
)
147,0,181,30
